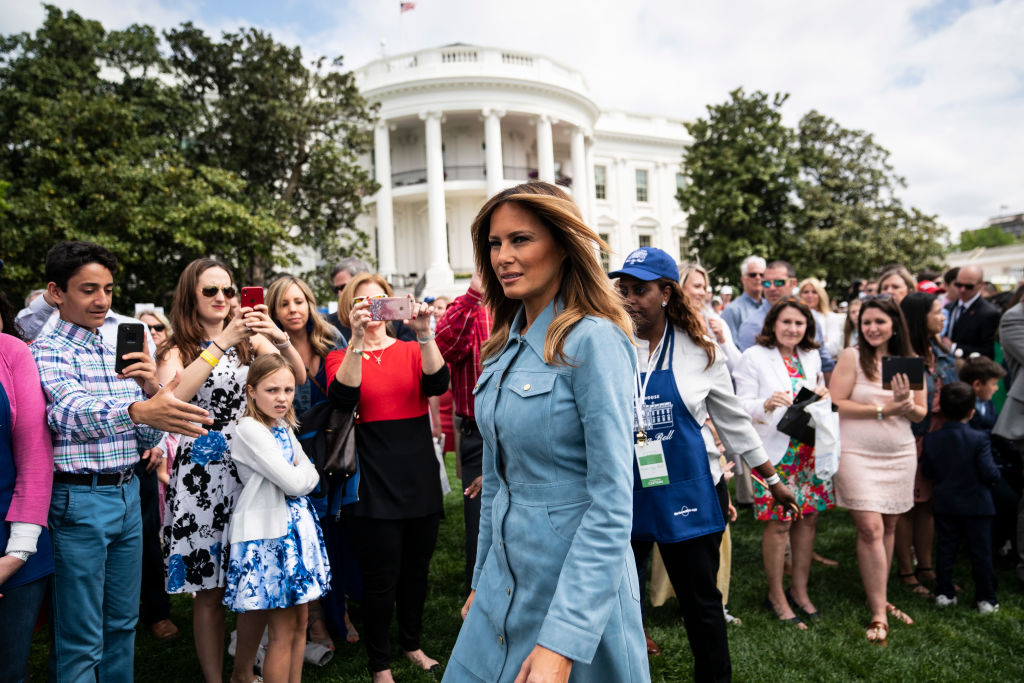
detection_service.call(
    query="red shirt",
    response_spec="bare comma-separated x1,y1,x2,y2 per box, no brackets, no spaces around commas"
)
434,287,492,420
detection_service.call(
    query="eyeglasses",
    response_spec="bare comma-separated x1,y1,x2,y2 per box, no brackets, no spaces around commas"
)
953,282,978,290
860,293,894,301
148,324,166,333
200,286,236,299
332,284,347,293
762,279,788,288
743,272,764,279
352,294,387,305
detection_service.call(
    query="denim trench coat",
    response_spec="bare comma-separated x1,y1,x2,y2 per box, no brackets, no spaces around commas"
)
444,301,650,682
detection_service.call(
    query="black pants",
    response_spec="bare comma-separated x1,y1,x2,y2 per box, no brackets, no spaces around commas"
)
632,530,730,683
135,460,170,625
347,513,440,673
935,514,997,604
459,419,483,595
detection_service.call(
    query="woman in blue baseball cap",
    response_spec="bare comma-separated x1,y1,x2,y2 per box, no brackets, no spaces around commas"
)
611,247,797,681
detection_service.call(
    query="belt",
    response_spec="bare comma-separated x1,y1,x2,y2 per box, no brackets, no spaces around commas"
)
53,468,135,487
458,417,478,435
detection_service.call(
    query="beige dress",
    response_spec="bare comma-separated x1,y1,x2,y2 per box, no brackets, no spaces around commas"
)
833,358,916,514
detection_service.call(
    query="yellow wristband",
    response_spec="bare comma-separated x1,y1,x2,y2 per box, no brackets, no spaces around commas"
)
200,349,219,368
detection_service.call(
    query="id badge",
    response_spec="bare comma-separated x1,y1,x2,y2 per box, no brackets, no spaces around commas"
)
635,439,670,488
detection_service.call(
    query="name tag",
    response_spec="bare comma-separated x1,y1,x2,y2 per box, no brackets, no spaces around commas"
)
635,439,670,488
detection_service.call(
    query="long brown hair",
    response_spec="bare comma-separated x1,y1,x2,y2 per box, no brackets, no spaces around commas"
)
660,277,717,370
473,182,632,364
266,276,337,359
244,354,299,428
160,258,253,367
857,297,914,380
755,298,820,351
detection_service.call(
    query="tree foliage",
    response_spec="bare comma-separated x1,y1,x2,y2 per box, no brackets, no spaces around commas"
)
0,5,377,307
678,89,949,297
955,225,1020,251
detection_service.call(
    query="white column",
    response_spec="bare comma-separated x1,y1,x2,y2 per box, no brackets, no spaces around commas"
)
584,135,596,225
658,161,675,254
373,122,396,279
614,156,632,259
483,108,505,198
571,127,588,218
420,111,454,288
536,115,554,183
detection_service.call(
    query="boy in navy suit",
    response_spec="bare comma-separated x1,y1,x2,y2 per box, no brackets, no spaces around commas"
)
921,381,1001,614
958,354,1006,433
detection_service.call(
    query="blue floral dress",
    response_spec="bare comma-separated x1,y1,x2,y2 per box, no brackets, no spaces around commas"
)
223,426,331,612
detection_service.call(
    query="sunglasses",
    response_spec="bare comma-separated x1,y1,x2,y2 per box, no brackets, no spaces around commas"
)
953,281,978,289
744,272,764,279
860,293,894,301
762,279,789,288
352,294,387,305
332,284,347,293
200,286,236,299
148,324,166,333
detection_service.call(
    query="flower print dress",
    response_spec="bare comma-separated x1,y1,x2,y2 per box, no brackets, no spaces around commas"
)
224,426,331,611
163,346,247,593
752,354,835,521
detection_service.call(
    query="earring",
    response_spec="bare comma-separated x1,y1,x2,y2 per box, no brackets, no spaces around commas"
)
661,301,667,308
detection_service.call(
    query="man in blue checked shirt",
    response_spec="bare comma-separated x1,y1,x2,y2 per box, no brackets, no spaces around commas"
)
31,241,212,683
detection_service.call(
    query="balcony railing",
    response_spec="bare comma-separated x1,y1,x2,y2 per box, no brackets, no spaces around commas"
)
392,165,571,188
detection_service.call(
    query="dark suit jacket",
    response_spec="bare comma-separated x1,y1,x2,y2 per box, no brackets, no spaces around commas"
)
945,296,1001,359
968,399,997,433
326,312,417,343
921,421,999,516
994,303,1024,440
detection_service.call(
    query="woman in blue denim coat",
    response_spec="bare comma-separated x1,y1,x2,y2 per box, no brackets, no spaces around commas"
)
444,182,650,683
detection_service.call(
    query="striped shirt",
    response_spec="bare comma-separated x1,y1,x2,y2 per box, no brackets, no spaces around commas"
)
434,287,492,420
31,317,163,473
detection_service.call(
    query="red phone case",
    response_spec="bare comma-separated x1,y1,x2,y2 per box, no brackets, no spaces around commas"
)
240,286,263,308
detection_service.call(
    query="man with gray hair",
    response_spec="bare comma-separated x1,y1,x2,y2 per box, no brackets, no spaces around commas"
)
721,255,768,339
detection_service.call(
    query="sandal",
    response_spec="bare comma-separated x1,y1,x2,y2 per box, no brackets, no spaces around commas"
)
866,621,888,646
813,552,839,567
898,572,934,598
786,589,822,622
763,597,807,630
885,602,914,625
644,628,661,656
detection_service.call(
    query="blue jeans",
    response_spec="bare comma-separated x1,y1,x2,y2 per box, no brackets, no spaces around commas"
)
0,574,49,683
48,477,142,683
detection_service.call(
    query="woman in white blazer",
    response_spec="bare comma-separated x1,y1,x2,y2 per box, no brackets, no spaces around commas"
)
734,298,835,628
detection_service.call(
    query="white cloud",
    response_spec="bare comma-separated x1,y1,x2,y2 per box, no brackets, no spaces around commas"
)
3,0,1022,238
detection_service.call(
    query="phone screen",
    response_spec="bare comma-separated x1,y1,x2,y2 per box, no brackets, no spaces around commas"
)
115,323,146,374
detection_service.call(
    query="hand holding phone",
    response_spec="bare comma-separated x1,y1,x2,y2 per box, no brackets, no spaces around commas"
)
115,323,145,374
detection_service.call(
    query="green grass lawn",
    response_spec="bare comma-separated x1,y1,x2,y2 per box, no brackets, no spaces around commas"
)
28,459,1024,681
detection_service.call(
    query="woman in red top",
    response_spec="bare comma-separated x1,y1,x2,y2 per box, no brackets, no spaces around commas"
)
325,273,449,683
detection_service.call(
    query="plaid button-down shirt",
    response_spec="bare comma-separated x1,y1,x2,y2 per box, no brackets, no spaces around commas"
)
31,317,163,473
434,287,492,420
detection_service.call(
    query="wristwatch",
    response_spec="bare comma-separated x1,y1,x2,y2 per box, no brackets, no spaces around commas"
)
875,405,884,421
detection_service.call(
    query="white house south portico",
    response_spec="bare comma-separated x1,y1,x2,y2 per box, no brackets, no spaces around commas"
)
354,44,690,292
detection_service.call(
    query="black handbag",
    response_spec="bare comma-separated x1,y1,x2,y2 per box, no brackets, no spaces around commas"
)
297,370,357,478
775,387,821,446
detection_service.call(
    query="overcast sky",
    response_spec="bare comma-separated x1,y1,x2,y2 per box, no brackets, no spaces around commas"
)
5,0,1022,240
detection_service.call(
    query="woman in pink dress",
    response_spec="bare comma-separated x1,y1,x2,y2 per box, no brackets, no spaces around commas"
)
830,297,926,645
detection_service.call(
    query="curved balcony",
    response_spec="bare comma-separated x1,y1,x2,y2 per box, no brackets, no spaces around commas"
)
390,164,573,189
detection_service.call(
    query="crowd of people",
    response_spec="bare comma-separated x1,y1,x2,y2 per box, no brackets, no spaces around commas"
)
1,181,1022,682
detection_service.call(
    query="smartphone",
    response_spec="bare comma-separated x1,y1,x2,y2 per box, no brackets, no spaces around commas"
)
369,297,413,321
114,323,146,374
240,286,264,309
882,356,925,391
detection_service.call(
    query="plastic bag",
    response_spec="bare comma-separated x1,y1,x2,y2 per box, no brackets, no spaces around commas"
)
806,399,840,479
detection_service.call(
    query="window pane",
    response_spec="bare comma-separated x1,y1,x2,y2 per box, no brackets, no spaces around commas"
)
599,233,611,271
594,165,606,200
635,169,648,202
638,234,652,248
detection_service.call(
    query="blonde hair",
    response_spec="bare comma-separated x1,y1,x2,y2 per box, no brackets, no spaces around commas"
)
473,182,632,364
679,262,710,303
266,276,337,359
335,273,397,338
798,277,831,316
244,354,299,428
136,309,172,333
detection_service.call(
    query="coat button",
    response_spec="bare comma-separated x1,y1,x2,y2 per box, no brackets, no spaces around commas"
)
498,635,503,645
506,586,511,596
523,383,531,391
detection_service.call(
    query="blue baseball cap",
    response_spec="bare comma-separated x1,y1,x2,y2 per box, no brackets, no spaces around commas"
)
608,248,679,282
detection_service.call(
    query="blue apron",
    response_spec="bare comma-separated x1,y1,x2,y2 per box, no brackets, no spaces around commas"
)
631,328,725,543
0,381,55,589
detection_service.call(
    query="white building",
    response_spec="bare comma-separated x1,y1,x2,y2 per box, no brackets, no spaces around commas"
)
352,43,691,293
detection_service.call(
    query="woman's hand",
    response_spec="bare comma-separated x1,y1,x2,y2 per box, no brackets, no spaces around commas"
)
890,372,911,402
813,386,830,401
461,590,475,620
404,296,434,337
244,304,289,346
514,645,573,683
763,391,794,413
348,299,372,343
215,310,253,349
707,316,727,344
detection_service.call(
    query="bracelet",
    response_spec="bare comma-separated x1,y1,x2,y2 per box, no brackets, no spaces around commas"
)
875,405,884,421
210,340,226,353
764,472,781,486
417,334,434,344
348,347,363,356
200,349,219,368
274,338,292,350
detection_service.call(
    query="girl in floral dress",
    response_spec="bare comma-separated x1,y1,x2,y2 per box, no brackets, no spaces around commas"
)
225,354,330,683
158,258,306,683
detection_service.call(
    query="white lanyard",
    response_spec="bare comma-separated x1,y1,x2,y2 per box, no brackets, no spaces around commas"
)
634,322,669,438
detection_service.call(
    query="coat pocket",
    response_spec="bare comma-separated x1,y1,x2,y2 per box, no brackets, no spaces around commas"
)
544,499,590,543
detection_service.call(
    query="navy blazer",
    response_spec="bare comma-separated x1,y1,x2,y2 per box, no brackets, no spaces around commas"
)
945,297,1001,359
921,421,999,516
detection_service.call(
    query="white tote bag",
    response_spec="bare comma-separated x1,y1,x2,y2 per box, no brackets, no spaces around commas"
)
806,399,840,480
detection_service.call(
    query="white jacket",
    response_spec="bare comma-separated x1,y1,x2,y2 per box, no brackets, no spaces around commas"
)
227,416,320,544
733,344,824,466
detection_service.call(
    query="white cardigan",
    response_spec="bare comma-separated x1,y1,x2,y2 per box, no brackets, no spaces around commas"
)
733,344,824,466
227,416,320,544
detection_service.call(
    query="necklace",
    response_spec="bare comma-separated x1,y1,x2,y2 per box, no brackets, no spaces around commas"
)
365,348,386,365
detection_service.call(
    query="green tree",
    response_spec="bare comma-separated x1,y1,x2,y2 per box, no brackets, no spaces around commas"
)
677,88,799,284
955,225,1019,251
165,24,378,295
0,6,284,306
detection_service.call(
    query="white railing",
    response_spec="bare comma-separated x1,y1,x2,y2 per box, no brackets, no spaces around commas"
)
442,49,478,63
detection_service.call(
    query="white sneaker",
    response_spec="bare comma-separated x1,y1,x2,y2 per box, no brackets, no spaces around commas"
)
936,594,957,607
977,601,999,615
